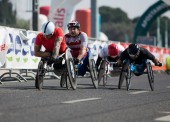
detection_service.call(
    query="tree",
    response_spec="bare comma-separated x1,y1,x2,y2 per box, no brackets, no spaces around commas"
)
0,0,16,26
0,0,29,29
99,6,133,42
99,6,131,24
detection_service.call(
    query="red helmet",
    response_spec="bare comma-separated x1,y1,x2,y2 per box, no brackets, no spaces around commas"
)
108,43,119,57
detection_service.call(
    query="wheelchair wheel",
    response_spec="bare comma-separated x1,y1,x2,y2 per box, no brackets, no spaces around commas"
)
89,58,98,89
35,60,45,90
98,60,107,85
126,65,131,91
103,63,109,86
118,60,130,89
65,77,71,90
146,62,154,91
65,48,77,90
60,73,67,88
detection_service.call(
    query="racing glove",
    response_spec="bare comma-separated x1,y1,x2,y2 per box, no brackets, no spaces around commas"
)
112,62,119,67
55,57,63,64
155,61,162,67
73,58,80,65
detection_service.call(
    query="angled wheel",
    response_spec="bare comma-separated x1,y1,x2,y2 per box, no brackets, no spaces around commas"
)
118,67,125,89
118,60,130,89
60,73,67,88
35,60,45,90
65,76,71,90
103,62,109,86
65,48,77,90
126,65,131,91
146,62,154,91
98,60,107,85
89,58,98,89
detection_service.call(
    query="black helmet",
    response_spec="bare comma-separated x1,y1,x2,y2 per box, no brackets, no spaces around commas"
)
67,20,80,29
127,44,140,59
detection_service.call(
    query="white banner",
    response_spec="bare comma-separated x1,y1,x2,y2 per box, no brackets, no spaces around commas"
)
0,26,10,67
49,0,82,33
5,28,40,69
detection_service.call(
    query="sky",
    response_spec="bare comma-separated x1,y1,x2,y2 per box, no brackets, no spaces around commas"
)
10,0,170,20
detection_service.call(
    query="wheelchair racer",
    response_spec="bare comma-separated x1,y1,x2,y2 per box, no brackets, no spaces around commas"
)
115,43,162,76
96,43,125,71
34,21,67,84
64,20,89,76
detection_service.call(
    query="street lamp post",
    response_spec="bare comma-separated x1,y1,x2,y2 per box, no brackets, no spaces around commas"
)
32,0,39,31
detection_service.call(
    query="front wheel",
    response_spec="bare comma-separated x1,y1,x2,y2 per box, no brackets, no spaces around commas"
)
66,58,77,90
89,59,98,89
98,60,107,86
35,60,45,90
126,65,131,91
118,60,130,89
146,62,154,91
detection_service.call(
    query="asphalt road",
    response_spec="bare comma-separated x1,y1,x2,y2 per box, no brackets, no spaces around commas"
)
0,72,170,122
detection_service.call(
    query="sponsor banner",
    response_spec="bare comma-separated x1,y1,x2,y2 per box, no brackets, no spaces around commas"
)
133,0,170,42
88,40,102,62
49,0,82,33
5,27,40,69
0,26,10,67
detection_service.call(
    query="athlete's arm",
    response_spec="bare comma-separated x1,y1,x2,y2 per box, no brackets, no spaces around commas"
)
141,48,160,65
77,46,86,60
141,48,162,66
34,44,51,57
117,49,128,66
53,36,63,59
77,32,88,60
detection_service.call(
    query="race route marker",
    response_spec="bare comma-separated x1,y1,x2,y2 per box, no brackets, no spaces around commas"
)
61,98,101,104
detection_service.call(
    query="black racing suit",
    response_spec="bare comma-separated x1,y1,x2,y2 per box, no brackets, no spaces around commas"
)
119,47,155,64
119,47,155,76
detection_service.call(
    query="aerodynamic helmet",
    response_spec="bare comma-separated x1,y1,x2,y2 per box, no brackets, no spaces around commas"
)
41,21,55,36
108,43,119,58
127,44,140,59
67,20,80,29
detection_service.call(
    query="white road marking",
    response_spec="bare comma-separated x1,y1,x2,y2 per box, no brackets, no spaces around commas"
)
1,81,23,84
167,86,170,88
61,98,101,104
155,115,170,121
129,91,149,95
158,111,170,114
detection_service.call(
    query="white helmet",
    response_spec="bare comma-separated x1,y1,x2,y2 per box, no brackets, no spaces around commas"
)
41,21,55,35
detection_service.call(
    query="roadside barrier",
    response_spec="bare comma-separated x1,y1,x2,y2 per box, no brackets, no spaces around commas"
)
0,26,169,83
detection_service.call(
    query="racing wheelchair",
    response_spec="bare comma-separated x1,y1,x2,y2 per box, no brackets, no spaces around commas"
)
98,58,121,86
35,48,77,90
118,59,162,91
75,50,98,89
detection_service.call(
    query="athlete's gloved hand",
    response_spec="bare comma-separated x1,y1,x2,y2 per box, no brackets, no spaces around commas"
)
55,57,63,64
112,62,119,67
46,56,55,65
73,58,80,65
155,61,162,67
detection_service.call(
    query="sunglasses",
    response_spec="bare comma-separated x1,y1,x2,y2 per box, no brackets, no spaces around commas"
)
43,33,53,39
129,50,140,59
